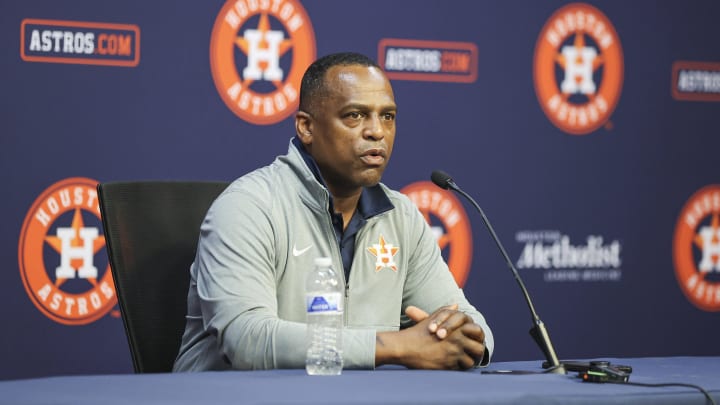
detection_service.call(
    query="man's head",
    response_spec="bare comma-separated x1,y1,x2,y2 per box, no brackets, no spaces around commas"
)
295,52,397,198
299,52,381,115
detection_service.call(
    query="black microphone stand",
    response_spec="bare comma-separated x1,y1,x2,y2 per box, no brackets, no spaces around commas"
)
433,171,565,375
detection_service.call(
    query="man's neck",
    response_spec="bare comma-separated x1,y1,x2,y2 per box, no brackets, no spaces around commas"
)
329,188,362,231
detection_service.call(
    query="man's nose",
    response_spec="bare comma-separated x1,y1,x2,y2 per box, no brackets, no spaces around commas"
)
362,114,386,140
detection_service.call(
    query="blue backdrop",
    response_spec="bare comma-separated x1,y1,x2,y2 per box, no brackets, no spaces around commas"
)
3,0,719,380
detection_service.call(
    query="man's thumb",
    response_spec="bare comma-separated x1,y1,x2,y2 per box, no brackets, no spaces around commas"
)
405,305,429,322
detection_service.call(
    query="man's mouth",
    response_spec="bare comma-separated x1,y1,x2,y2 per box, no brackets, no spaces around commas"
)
360,148,387,165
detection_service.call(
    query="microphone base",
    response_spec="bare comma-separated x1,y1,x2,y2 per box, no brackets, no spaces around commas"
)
543,364,567,375
481,364,567,375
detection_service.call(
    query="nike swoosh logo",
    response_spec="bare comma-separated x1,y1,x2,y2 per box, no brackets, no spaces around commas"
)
292,244,313,257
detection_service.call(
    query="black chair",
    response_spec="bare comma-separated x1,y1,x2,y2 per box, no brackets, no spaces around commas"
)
97,180,229,373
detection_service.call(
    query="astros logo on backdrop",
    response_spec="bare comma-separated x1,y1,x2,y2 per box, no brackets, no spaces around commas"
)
401,182,473,287
209,0,316,125
18,178,116,325
673,185,720,312
378,38,478,83
534,3,623,135
20,19,140,67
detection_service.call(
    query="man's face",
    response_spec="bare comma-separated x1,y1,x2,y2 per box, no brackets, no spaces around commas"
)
301,65,397,197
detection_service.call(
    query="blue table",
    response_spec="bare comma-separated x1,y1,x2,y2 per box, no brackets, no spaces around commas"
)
1,357,718,404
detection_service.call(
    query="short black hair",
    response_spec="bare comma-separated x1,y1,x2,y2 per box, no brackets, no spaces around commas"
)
299,52,381,113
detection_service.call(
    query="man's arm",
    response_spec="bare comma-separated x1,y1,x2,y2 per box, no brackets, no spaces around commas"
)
388,193,494,368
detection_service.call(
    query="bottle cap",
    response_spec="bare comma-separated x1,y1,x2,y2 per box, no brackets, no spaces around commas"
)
314,257,332,267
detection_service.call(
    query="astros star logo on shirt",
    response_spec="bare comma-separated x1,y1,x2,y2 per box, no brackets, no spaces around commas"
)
367,235,399,272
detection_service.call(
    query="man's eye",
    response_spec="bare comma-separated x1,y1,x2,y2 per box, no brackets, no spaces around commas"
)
348,112,363,119
383,113,395,121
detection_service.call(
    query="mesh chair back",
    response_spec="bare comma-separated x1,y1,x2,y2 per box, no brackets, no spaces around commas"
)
98,181,228,373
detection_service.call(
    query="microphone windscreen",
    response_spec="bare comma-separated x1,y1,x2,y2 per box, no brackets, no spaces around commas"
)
431,170,453,189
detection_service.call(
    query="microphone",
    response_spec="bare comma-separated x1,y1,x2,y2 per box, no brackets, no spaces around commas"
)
431,170,565,374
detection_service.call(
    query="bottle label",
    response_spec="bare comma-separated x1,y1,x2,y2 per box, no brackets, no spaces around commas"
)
306,293,343,313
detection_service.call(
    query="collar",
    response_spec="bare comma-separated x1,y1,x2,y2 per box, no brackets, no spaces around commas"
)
291,137,393,220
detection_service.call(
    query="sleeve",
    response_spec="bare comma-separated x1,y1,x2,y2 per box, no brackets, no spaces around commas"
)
400,200,495,366
194,188,375,370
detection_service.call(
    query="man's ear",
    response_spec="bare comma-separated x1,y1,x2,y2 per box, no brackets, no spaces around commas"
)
295,110,313,146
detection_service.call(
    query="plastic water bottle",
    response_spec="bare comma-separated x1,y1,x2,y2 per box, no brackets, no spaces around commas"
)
305,257,344,375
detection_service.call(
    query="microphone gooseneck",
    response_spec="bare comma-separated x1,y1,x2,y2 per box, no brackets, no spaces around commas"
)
431,170,564,374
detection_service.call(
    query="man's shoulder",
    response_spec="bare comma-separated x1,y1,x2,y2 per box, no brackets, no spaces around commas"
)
227,157,293,195
207,164,285,216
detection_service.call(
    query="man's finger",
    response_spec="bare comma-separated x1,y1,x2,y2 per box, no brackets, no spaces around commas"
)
405,305,429,322
460,323,486,344
430,304,460,337
436,311,472,332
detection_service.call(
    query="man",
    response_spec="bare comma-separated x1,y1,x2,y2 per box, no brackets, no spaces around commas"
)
174,52,493,371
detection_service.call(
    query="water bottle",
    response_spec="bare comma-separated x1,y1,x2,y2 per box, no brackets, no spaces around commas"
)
305,257,344,375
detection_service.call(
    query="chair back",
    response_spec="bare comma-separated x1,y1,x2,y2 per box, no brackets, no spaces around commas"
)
97,180,229,373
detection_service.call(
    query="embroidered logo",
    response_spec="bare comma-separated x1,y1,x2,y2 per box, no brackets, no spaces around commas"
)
673,185,720,311
292,243,313,257
367,235,399,272
18,177,117,325
533,3,624,135
209,0,316,125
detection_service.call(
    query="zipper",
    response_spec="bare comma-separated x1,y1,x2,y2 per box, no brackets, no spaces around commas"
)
344,283,350,326
321,199,348,326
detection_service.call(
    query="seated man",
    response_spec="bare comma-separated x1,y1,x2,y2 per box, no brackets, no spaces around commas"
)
174,52,493,371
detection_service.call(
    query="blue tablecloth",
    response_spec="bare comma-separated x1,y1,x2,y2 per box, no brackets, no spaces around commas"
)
1,357,718,404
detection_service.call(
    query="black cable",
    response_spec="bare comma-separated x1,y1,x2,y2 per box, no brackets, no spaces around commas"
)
608,381,716,405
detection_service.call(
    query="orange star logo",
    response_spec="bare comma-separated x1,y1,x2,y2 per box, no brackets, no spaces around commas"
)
45,208,106,288
533,3,623,135
19,177,117,324
673,185,720,311
233,13,293,85
555,33,604,99
209,0,316,125
367,235,399,272
401,181,473,287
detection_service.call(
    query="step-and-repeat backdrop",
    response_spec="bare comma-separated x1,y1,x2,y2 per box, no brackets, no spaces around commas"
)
3,0,719,379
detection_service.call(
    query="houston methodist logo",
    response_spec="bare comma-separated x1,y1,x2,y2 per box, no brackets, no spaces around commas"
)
18,178,116,325
534,3,623,135
401,182,473,287
515,230,622,283
673,185,720,311
209,0,316,125
21,19,140,67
